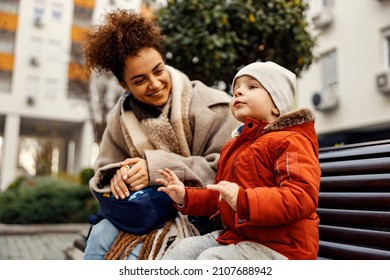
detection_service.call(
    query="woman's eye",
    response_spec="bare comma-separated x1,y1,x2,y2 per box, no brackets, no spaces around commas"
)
134,78,145,85
154,68,163,75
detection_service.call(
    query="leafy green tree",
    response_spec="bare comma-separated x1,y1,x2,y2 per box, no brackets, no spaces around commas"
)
157,0,315,91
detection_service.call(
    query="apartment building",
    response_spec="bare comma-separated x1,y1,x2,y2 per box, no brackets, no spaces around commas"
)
0,0,148,190
297,0,390,146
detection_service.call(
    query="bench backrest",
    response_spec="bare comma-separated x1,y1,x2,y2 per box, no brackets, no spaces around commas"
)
317,140,390,259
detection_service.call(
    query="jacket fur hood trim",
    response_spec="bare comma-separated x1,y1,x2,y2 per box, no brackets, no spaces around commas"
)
264,108,315,132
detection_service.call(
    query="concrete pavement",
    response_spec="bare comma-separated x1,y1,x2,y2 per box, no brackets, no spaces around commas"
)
0,223,90,260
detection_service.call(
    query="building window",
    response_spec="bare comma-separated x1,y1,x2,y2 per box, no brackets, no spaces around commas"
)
73,5,93,28
33,0,46,27
0,0,19,14
322,0,335,8
52,9,62,21
70,43,84,63
321,49,338,88
30,37,43,57
0,71,12,92
0,31,16,53
29,37,43,66
387,36,390,69
0,136,2,163
384,28,390,69
47,40,61,60
312,0,334,11
51,2,63,22
26,76,40,105
34,6,44,18
45,78,58,99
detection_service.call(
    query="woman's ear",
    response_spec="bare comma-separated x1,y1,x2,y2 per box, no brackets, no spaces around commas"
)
119,81,130,92
271,107,280,117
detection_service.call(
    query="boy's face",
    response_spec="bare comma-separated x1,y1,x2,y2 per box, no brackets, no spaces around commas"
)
230,75,278,123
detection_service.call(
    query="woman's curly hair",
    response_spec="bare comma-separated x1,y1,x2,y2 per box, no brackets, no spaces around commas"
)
83,9,164,83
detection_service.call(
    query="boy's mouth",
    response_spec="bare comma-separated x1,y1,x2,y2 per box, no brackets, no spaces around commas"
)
233,100,245,107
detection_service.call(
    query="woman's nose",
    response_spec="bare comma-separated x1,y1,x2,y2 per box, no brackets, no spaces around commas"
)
149,76,161,89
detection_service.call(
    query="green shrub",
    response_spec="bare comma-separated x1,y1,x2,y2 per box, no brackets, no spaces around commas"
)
7,175,27,190
79,167,95,185
0,176,98,224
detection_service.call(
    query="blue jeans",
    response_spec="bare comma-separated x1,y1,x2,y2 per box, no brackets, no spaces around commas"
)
83,218,142,260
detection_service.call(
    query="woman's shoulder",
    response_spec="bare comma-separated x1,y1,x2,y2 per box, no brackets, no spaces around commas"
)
106,94,127,124
191,80,232,107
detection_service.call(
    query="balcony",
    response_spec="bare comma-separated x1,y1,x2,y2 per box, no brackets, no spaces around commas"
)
68,62,90,82
0,11,18,32
0,53,14,71
71,26,87,43
74,0,95,9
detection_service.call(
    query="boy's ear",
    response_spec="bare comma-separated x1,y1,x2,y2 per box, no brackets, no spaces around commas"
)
272,107,280,116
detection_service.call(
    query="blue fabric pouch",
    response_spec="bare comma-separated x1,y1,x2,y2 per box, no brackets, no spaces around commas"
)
90,186,177,235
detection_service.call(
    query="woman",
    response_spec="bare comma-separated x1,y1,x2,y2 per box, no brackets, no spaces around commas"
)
82,9,240,260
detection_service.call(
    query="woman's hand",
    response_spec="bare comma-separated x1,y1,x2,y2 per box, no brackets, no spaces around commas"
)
156,168,185,205
110,157,149,199
207,181,239,211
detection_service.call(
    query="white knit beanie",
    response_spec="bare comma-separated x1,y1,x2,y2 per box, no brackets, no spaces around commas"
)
232,61,296,116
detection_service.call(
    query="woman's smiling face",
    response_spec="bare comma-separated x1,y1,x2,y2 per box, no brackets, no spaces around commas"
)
120,47,172,107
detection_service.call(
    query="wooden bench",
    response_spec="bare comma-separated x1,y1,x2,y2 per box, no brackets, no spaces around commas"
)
317,139,390,259
66,139,390,260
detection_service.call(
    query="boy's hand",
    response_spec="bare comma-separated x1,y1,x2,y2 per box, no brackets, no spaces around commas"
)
207,181,239,211
156,168,185,205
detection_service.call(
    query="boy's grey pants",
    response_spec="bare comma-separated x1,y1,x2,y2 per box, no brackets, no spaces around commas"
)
162,230,288,260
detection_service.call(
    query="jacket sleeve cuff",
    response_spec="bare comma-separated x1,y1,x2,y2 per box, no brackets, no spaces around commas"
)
236,187,250,220
174,188,189,212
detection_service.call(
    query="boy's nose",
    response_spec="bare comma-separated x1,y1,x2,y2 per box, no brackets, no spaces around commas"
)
233,89,243,97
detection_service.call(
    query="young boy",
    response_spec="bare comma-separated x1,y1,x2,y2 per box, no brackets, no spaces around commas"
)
156,61,321,260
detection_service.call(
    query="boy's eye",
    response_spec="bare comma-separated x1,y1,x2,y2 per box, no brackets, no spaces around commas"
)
249,84,258,89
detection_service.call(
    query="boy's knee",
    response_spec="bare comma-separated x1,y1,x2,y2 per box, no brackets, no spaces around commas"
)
197,248,219,260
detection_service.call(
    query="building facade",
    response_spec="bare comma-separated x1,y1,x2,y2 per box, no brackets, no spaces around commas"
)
0,0,145,191
298,0,390,146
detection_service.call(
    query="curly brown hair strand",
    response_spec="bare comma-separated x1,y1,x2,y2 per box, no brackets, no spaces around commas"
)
83,9,165,83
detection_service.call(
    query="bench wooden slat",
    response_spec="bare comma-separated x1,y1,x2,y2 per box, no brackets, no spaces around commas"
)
319,240,390,260
318,139,390,152
319,143,390,162
319,193,390,209
319,225,390,250
320,157,390,175
317,208,390,229
319,174,390,191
